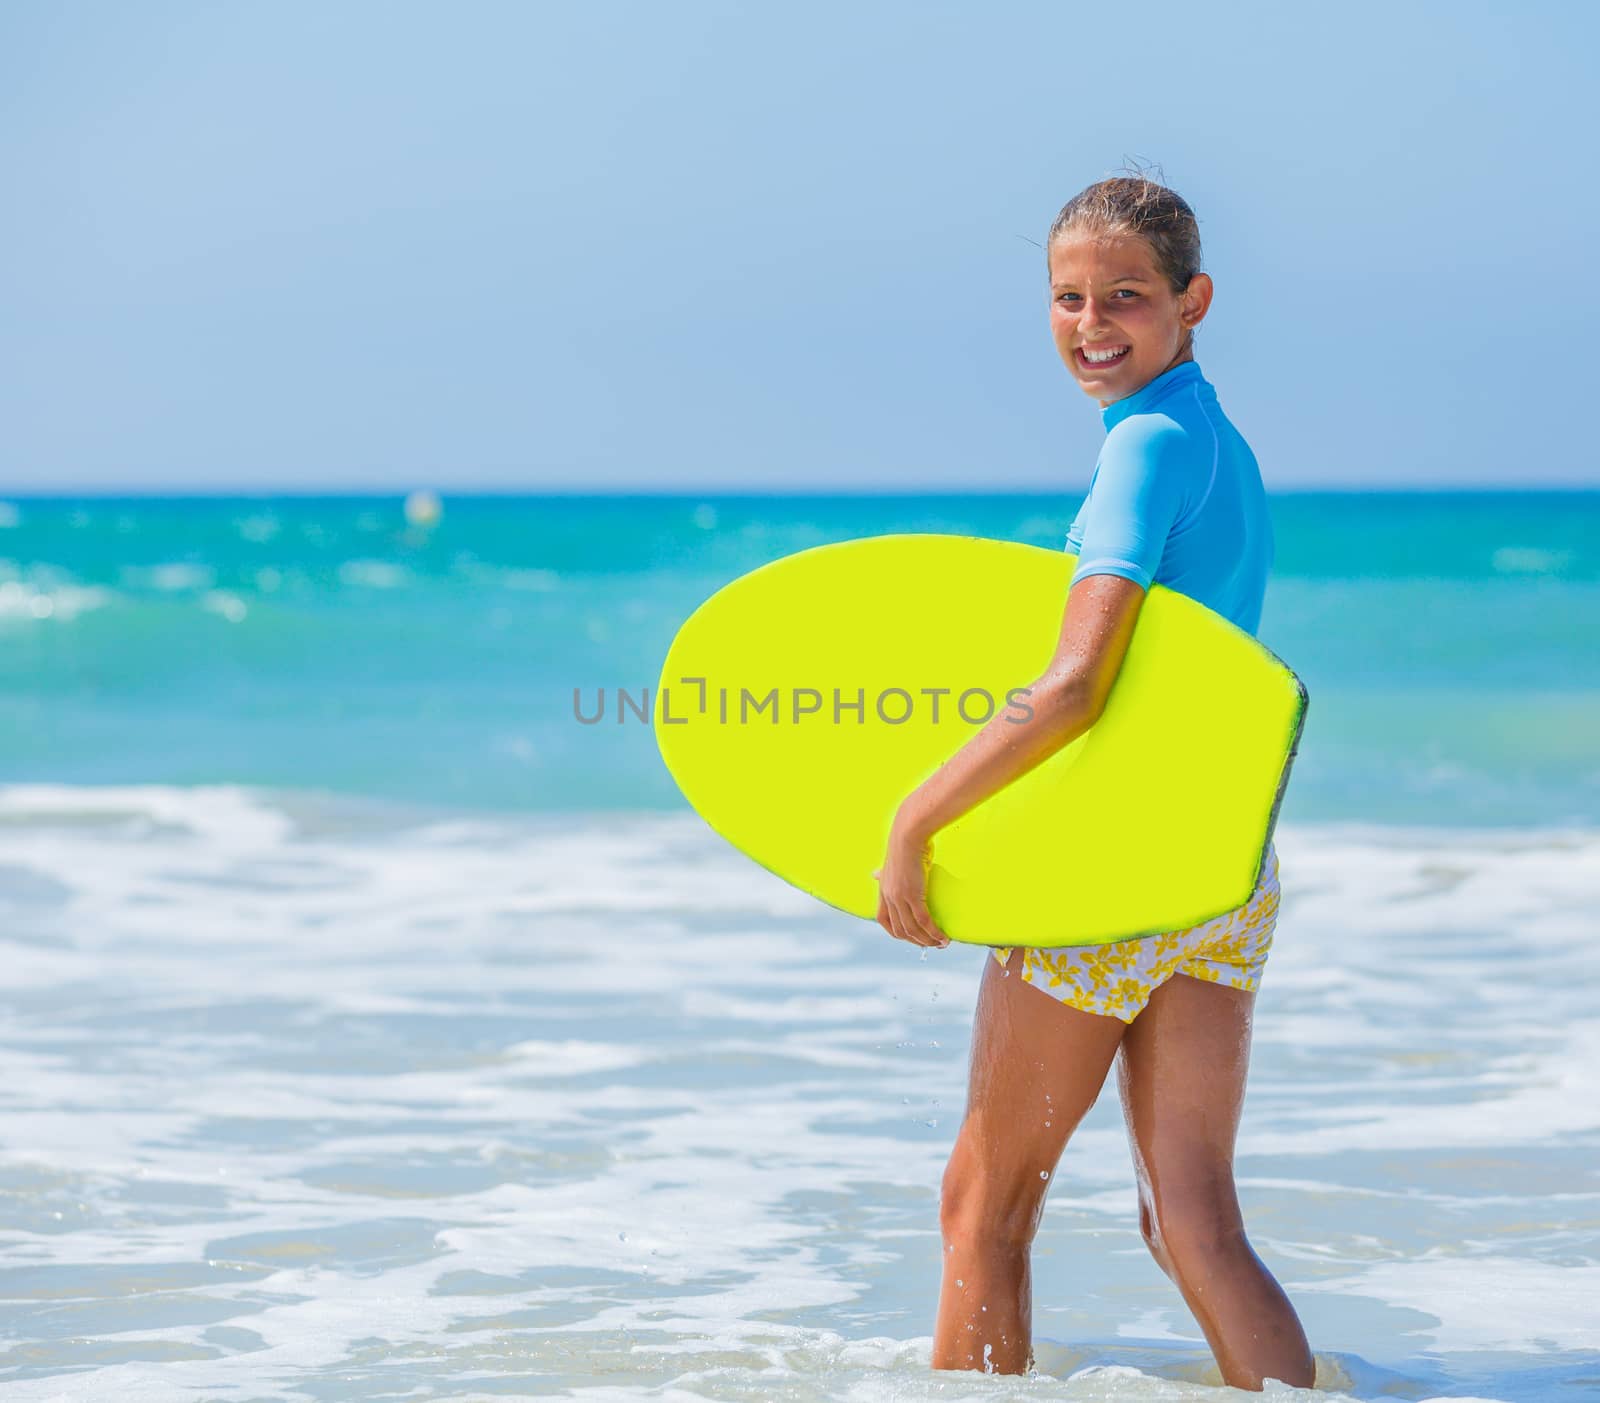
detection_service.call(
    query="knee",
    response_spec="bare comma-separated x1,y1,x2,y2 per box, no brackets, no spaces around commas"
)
939,1131,1047,1252
1137,1195,1173,1278
1139,1179,1246,1276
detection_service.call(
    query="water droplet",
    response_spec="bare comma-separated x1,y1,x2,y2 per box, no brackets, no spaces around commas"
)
981,1304,988,1312
983,1342,994,1374
924,1118,939,1128
930,1039,941,1048
1039,1170,1049,1179
920,948,929,962
902,1096,910,1104
956,1278,964,1287
1044,1121,1052,1127
618,1231,628,1242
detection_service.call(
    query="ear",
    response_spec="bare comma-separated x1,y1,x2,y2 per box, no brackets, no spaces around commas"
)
1180,272,1214,329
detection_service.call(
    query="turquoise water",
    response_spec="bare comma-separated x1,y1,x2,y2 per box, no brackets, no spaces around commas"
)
2,491,1597,824
2,493,1599,1400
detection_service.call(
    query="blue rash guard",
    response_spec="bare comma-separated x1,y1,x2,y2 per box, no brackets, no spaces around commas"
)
1066,359,1273,637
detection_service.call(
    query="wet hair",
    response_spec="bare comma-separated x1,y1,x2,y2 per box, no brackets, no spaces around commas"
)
1046,169,1203,296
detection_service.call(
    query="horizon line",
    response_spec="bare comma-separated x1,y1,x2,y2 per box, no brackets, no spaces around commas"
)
4,482,1598,500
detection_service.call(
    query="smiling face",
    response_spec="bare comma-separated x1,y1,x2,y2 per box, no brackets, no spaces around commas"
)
1048,232,1213,407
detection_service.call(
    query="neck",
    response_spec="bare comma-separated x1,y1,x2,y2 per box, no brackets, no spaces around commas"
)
1097,346,1196,409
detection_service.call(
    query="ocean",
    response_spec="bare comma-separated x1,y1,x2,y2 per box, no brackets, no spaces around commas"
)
0,491,1596,1401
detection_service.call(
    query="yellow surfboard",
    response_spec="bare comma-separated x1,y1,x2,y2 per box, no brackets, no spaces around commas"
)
654,533,1307,947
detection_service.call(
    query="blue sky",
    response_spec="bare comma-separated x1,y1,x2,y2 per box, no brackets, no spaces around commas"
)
3,1,1596,491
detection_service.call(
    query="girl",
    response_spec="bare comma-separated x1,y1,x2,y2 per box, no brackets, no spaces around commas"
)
872,176,1315,1391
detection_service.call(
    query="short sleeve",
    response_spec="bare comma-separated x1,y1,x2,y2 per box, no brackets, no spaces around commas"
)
1070,420,1192,591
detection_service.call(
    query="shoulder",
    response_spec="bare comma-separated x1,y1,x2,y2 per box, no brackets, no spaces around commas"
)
1100,411,1208,484
1105,407,1206,456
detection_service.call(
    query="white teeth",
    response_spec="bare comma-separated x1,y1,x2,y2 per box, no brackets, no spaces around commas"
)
1083,346,1127,364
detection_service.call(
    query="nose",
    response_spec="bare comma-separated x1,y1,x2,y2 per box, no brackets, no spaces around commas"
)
1078,294,1107,332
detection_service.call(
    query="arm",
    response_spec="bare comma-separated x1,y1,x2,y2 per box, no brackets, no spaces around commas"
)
874,421,1190,948
894,572,1147,846
895,420,1191,850
874,573,1148,947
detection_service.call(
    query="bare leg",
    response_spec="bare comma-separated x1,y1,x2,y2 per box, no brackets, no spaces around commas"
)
932,947,1127,1374
1117,973,1314,1390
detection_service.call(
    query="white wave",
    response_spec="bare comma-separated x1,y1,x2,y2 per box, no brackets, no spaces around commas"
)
121,561,216,592
200,589,248,622
0,786,1591,1400
337,558,411,588
1300,1255,1600,1353
0,577,113,622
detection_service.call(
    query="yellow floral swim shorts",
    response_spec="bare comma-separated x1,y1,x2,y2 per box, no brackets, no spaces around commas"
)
989,846,1281,1023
